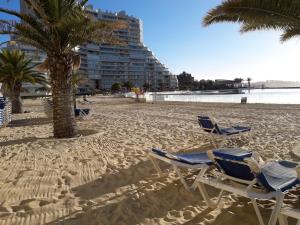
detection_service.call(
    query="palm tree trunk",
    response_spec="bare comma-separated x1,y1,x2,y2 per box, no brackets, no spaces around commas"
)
10,84,23,114
48,55,77,138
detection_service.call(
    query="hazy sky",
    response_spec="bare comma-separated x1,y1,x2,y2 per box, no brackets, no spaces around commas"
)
1,0,299,82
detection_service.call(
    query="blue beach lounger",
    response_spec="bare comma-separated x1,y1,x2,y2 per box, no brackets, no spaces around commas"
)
196,149,300,225
148,148,213,190
0,97,11,127
74,108,91,119
197,116,251,147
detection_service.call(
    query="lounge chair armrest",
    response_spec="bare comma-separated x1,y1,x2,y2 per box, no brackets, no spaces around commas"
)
297,166,300,179
206,150,215,162
252,152,264,165
245,158,261,174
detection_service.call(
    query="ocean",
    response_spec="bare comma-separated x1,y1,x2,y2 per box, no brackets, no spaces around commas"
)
147,88,300,104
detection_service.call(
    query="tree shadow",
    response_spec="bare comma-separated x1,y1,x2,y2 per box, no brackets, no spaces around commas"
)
47,179,213,225
0,137,42,147
45,159,223,225
71,160,161,200
9,117,52,127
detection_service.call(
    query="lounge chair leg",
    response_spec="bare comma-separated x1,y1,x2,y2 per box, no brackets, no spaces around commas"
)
219,138,226,148
197,183,223,209
268,191,284,225
191,165,210,191
248,131,254,144
173,165,190,190
148,156,163,176
209,135,219,148
278,214,288,225
252,198,265,225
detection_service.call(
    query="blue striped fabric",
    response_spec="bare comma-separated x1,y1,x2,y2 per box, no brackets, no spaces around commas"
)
198,115,251,136
213,149,300,191
151,148,213,165
0,97,11,127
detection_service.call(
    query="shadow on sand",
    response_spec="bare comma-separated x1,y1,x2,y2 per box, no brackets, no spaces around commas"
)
43,156,299,225
0,137,45,147
45,159,224,225
9,117,52,128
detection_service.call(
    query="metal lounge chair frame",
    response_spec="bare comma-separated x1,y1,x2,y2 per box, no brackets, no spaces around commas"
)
147,148,212,191
0,97,11,128
197,115,252,148
74,108,91,120
196,150,300,225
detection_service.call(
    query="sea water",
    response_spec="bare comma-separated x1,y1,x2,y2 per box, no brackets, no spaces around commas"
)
148,89,300,104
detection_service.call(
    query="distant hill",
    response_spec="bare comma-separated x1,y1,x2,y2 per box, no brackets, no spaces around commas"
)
252,80,300,88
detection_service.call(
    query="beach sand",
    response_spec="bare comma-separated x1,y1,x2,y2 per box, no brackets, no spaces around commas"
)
0,97,299,225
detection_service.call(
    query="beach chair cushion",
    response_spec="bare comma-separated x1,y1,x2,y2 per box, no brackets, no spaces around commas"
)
219,126,251,135
151,148,213,165
232,126,251,132
213,149,255,181
258,161,300,192
175,152,213,165
197,116,221,134
213,149,300,191
213,148,252,161
198,116,251,136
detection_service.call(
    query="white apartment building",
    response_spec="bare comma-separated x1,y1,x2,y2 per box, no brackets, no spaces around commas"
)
8,1,178,93
79,6,177,91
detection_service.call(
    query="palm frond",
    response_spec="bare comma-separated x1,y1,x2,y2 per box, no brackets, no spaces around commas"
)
281,26,300,41
0,49,48,92
203,0,300,42
0,0,125,55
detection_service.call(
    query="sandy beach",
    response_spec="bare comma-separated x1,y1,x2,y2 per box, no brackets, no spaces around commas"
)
0,97,299,225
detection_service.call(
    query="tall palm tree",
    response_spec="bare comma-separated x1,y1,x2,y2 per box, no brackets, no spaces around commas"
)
0,0,124,138
203,0,300,42
0,49,47,113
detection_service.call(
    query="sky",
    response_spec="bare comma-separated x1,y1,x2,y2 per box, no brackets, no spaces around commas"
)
0,0,300,82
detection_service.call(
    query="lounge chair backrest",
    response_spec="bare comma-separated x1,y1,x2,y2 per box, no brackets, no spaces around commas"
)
0,97,11,127
197,116,221,134
208,149,255,181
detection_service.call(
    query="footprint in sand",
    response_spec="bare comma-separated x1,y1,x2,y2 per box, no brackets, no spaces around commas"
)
61,175,72,186
11,199,51,212
68,170,78,176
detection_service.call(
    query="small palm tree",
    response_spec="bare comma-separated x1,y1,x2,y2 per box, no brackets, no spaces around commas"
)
0,49,47,113
203,0,300,42
111,83,122,93
122,81,133,92
0,0,125,138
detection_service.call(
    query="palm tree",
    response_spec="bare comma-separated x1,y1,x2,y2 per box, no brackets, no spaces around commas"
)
0,0,124,138
0,49,47,113
111,83,122,94
203,0,300,42
122,81,133,92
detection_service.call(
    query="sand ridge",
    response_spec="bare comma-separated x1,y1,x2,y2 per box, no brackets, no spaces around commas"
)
0,97,299,225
